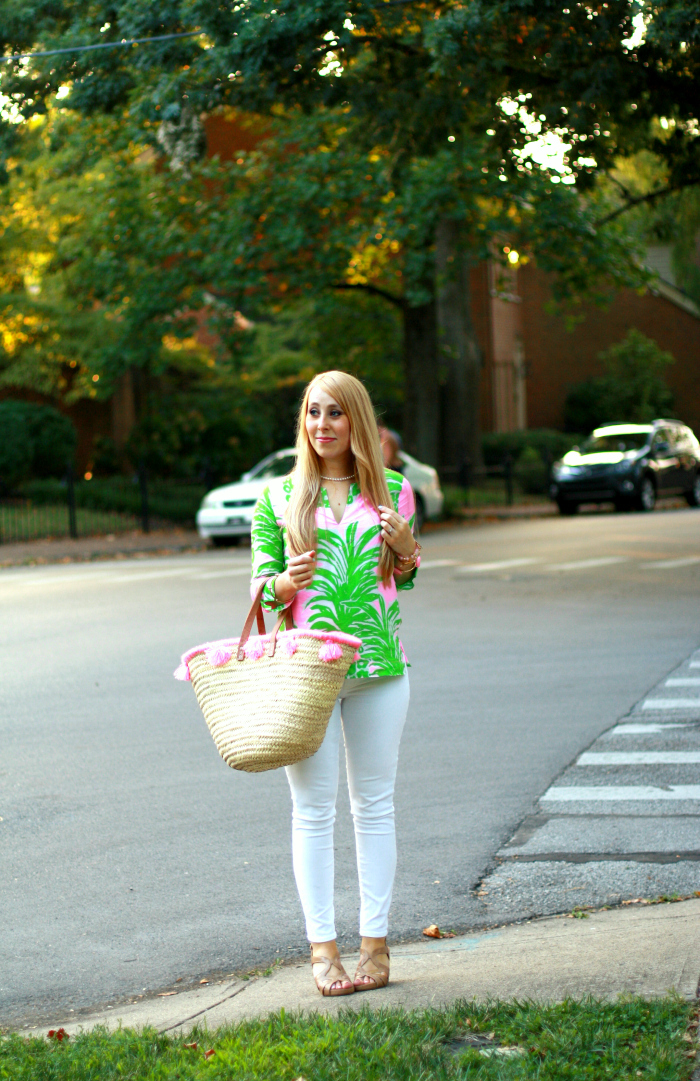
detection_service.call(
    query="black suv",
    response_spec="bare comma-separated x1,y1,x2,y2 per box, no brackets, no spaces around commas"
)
550,420,700,515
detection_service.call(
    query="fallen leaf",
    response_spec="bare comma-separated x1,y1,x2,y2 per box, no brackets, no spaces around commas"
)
204,1049,215,1059
183,1043,198,1050
684,1050,697,1059
199,979,209,985
682,1033,694,1042
176,977,183,983
422,924,441,938
157,991,178,997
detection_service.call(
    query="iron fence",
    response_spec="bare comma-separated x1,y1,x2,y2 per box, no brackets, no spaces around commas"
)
0,466,201,544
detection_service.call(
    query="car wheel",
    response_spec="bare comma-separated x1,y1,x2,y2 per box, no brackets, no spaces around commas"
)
635,476,656,512
414,494,425,533
684,472,700,507
211,535,241,547
556,498,579,516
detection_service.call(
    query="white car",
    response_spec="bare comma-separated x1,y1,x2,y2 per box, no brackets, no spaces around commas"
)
196,447,444,546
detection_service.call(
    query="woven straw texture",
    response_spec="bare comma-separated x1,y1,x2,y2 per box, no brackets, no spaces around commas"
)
188,635,357,772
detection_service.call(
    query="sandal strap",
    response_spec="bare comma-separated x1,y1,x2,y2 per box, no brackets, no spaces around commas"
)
311,953,351,988
355,945,390,984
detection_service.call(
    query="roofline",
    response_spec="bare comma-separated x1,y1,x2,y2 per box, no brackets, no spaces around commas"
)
650,280,700,319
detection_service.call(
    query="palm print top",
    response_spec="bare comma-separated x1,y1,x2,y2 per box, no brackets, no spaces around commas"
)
250,469,418,679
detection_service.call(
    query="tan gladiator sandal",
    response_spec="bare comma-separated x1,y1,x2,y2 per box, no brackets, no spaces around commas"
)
310,949,355,997
353,944,390,991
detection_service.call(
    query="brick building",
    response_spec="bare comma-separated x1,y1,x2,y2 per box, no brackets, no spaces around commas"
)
475,252,700,437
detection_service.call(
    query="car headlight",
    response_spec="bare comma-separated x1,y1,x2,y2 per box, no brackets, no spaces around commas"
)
555,465,577,479
201,494,223,509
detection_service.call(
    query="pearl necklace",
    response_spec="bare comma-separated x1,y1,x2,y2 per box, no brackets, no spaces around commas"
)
320,473,355,481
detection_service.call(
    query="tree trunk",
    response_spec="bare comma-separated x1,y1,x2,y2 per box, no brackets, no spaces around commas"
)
435,219,483,479
402,299,439,467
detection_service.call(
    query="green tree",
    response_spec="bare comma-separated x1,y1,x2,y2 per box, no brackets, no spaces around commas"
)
1,2,680,473
0,107,408,478
3,1,698,470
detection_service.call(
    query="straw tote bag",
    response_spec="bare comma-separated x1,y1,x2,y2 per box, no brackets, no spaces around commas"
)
174,579,362,772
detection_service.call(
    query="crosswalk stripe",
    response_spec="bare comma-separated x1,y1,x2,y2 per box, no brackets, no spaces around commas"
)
608,723,691,735
541,785,700,802
641,556,700,569
642,698,700,710
545,557,627,571
577,751,700,765
190,568,251,580
2,560,248,588
666,677,700,686
456,558,541,573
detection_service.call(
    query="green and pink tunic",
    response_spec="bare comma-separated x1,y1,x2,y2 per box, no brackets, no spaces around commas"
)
250,469,418,679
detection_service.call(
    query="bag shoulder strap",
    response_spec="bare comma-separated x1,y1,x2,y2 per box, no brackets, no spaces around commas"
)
237,577,294,661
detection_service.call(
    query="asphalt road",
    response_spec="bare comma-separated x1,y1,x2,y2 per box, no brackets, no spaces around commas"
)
2,506,699,1026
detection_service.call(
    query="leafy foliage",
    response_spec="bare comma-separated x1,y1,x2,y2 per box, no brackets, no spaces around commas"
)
20,477,205,524
564,328,675,431
0,399,76,487
0,1,697,470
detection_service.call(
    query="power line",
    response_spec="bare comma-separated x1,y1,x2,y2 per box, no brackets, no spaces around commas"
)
1,30,204,64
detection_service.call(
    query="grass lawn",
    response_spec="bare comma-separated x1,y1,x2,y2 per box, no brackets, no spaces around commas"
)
3,998,697,1081
0,502,141,543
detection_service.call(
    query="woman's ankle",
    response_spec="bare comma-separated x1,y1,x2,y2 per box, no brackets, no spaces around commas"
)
360,935,387,952
310,939,340,958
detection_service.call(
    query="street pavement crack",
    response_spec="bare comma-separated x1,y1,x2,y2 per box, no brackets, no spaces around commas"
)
158,979,255,1033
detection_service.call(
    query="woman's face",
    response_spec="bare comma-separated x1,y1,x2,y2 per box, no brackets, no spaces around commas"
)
305,385,352,463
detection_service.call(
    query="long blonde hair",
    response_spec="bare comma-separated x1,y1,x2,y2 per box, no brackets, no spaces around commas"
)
285,371,395,583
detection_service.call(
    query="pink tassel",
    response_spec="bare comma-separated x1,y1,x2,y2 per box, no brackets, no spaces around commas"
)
206,647,232,667
244,638,266,660
280,636,298,657
174,663,191,681
318,641,343,662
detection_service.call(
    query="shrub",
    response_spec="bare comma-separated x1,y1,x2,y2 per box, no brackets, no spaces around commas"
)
0,404,34,489
482,428,578,467
564,328,675,432
20,477,205,524
0,399,77,488
514,444,549,494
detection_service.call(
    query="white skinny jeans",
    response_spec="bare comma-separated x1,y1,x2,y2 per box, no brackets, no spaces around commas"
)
285,673,410,942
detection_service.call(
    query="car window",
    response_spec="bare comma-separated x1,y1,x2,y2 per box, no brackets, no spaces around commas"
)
581,431,651,453
652,428,672,449
249,453,296,480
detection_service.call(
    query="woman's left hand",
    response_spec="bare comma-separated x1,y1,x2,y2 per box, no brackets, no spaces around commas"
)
378,505,416,558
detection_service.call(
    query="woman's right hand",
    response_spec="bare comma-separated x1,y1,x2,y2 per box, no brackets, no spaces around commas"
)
275,551,316,603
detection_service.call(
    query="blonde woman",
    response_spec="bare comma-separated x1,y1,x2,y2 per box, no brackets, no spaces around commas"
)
250,371,421,996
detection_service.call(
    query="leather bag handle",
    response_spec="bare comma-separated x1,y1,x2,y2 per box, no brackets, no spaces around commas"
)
267,606,295,658
237,577,294,661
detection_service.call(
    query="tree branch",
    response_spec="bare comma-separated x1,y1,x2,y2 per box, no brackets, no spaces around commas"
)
597,177,700,226
332,281,406,308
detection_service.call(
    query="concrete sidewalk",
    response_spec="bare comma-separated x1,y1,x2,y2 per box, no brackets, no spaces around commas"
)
0,527,208,567
23,898,700,1037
